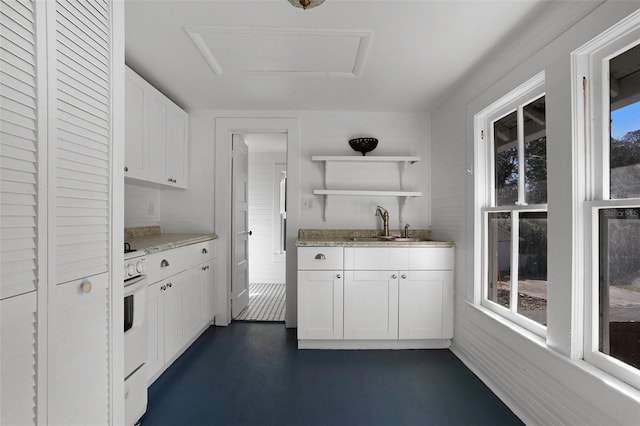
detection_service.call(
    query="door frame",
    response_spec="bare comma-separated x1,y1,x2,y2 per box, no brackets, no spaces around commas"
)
215,118,300,327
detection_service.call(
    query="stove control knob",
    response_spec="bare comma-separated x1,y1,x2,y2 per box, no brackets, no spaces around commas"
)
136,261,145,274
126,264,136,276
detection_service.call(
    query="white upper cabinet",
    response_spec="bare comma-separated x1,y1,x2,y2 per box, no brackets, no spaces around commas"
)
125,66,188,188
124,71,147,179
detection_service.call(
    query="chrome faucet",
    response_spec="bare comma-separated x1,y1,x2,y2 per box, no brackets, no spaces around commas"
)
375,205,390,237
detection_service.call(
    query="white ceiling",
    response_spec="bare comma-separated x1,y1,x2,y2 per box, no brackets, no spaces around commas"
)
125,0,548,113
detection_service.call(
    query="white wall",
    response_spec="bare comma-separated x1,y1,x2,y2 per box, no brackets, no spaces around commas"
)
430,1,640,424
248,151,286,283
156,110,428,327
124,180,160,228
126,111,428,234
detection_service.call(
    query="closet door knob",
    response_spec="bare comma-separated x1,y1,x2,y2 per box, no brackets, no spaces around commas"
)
161,259,169,268
124,166,128,172
315,254,326,260
336,274,341,279
80,280,92,294
401,274,407,279
391,274,397,279
202,248,208,254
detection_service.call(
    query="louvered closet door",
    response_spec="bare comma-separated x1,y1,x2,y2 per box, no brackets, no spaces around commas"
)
49,1,112,425
53,0,110,285
0,1,42,424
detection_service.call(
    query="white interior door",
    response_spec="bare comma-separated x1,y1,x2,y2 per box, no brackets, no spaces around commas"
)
232,134,250,317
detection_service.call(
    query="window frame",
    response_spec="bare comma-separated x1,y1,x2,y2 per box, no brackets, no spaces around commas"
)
474,71,548,337
574,9,640,389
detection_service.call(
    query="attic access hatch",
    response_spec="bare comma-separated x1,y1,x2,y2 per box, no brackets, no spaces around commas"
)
185,26,372,77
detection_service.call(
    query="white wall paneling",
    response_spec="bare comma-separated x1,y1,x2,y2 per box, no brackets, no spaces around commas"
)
431,1,640,423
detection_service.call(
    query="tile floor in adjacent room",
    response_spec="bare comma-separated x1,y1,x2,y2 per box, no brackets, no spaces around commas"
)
235,283,285,322
141,322,523,426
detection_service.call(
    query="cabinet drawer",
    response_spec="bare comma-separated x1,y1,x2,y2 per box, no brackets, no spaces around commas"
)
187,240,217,266
407,247,454,270
298,247,343,270
344,247,408,270
145,248,189,284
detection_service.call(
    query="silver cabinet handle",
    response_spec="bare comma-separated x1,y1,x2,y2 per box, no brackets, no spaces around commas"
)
167,282,172,288
202,248,208,254
80,280,92,294
401,274,407,279
391,274,397,279
161,285,167,291
161,259,169,268
336,274,341,279
315,253,326,260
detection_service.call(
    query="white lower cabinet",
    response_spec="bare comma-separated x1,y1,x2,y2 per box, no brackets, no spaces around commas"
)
146,281,165,381
297,270,343,339
199,260,217,324
163,271,187,363
398,270,453,339
297,245,454,349
344,271,398,340
146,241,217,384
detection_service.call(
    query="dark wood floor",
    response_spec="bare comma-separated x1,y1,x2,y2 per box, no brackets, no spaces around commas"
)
141,323,522,426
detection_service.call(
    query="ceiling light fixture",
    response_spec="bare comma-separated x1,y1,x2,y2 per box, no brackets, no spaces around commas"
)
288,0,325,10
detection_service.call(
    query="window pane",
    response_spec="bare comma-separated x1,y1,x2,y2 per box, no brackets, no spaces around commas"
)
599,208,640,370
494,111,518,205
487,212,511,308
518,212,547,325
524,97,547,204
609,43,640,199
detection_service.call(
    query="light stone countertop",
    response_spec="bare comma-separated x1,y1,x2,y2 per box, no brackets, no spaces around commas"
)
125,226,218,254
295,229,454,248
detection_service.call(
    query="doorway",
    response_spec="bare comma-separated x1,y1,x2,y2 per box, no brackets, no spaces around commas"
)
233,133,287,322
214,117,300,328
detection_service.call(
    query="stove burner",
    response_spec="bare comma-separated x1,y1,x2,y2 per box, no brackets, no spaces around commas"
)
124,242,136,253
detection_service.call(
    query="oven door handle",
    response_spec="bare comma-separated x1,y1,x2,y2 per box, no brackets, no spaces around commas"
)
125,275,148,296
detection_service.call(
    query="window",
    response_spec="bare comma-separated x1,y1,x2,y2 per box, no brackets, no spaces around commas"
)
577,10,640,389
475,72,548,335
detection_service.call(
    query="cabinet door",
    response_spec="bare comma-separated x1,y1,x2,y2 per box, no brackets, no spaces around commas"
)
51,273,109,425
124,68,147,179
146,280,165,382
166,107,188,188
344,271,398,340
297,270,343,339
163,271,184,362
147,91,168,183
199,260,216,326
182,266,202,343
398,270,453,339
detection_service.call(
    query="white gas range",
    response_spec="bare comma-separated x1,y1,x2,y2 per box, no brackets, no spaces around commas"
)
124,245,147,426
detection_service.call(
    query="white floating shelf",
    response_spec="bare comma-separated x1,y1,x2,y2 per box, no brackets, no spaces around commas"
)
313,190,422,197
311,154,423,223
312,155,421,163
